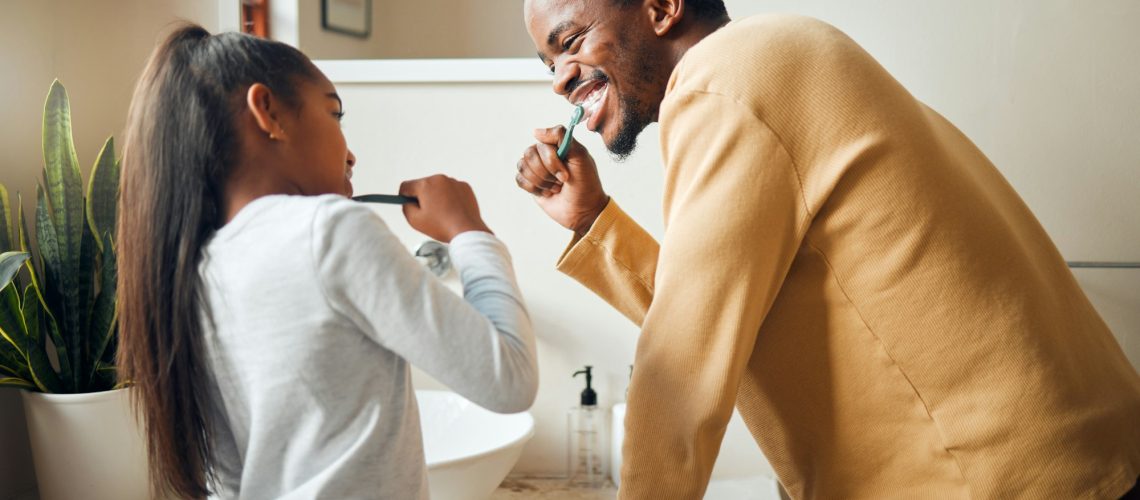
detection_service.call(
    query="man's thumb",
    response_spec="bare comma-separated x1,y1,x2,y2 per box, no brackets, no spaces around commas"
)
533,125,566,145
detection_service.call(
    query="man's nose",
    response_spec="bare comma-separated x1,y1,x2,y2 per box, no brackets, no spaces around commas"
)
552,61,580,99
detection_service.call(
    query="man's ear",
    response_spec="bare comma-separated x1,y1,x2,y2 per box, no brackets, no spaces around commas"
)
245,83,287,140
646,0,684,37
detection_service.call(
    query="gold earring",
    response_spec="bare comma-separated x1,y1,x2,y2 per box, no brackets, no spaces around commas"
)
268,132,276,140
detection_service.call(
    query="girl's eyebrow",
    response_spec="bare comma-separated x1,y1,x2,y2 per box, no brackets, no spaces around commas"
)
326,92,342,111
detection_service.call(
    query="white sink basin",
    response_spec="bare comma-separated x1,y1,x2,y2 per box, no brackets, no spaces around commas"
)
417,390,534,500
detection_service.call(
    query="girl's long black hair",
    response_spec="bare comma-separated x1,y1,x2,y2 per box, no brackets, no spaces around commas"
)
117,24,315,497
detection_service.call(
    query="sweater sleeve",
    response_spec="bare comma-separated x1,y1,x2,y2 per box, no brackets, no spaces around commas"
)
311,200,537,413
618,90,811,498
555,199,660,325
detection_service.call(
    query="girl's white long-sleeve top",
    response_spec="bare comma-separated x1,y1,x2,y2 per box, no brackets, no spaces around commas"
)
198,194,537,499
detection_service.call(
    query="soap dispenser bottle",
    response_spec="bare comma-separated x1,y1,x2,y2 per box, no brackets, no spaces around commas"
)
568,365,607,487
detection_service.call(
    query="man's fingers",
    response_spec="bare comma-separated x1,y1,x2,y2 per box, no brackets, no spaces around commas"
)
533,125,567,146
515,172,548,196
535,142,571,183
520,147,560,190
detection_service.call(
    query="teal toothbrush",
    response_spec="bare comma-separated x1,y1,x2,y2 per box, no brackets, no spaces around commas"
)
556,105,585,161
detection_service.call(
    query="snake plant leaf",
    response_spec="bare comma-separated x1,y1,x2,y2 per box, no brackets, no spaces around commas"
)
0,252,28,290
22,284,62,393
0,362,23,378
73,221,97,390
0,283,43,390
0,184,12,252
0,283,26,360
0,336,28,383
88,234,117,388
42,80,85,286
92,361,116,391
43,81,85,390
0,377,36,390
18,195,44,309
34,187,73,388
0,255,30,370
86,138,119,252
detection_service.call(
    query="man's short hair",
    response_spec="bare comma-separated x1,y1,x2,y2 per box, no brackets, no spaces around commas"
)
612,0,728,23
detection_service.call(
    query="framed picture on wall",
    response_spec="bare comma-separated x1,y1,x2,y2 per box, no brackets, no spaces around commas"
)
321,0,371,38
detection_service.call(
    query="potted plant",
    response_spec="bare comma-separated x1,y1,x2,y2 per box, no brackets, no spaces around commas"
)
0,80,149,500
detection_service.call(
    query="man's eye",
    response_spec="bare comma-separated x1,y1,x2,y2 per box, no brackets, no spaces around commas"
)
562,33,580,51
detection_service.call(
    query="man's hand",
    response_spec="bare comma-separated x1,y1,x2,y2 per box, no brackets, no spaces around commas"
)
515,126,609,234
400,174,492,242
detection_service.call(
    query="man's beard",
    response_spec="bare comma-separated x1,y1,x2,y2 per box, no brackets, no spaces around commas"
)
604,34,668,162
606,93,652,161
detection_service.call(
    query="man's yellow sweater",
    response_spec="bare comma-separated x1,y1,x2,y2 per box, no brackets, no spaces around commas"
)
556,14,1140,499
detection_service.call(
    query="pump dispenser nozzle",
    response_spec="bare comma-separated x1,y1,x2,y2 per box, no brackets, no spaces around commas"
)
573,366,597,406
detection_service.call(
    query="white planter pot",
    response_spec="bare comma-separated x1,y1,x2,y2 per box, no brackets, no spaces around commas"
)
21,387,150,500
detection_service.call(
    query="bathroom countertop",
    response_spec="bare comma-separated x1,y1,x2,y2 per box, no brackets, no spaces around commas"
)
493,478,618,499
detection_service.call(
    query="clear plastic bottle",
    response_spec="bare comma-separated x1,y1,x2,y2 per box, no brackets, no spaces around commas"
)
567,366,607,488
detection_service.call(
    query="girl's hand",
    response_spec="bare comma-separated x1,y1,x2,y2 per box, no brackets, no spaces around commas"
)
399,175,492,243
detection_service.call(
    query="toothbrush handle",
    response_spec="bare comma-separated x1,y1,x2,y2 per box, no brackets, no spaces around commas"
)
352,194,419,205
556,130,575,161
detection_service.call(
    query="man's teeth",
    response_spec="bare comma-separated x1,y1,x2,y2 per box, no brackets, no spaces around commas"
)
581,84,607,115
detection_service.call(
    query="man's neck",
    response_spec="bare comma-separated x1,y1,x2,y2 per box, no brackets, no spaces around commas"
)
666,17,731,71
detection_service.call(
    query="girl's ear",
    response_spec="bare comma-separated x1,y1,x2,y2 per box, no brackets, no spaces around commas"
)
245,83,287,140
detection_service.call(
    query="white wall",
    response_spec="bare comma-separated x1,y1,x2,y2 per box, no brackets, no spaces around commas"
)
0,1,218,496
323,0,1140,479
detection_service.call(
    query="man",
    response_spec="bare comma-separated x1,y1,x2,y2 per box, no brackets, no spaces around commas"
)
514,0,1140,498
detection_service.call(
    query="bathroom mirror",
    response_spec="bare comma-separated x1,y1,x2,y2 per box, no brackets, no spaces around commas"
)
223,0,551,83
234,0,536,60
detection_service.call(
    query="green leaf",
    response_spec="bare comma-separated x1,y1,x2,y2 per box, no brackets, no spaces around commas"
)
33,187,72,389
0,284,37,388
0,283,25,358
0,362,23,378
75,216,97,389
22,284,61,393
0,377,36,390
86,138,119,253
0,252,29,290
88,234,117,385
18,195,44,308
42,81,85,391
0,184,12,252
42,80,85,281
92,361,117,391
0,344,30,382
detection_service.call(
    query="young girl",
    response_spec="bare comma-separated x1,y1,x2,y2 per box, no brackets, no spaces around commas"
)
116,24,537,499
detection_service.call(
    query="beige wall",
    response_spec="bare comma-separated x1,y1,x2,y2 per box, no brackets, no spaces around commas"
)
325,0,1140,477
296,0,534,59
0,0,217,495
